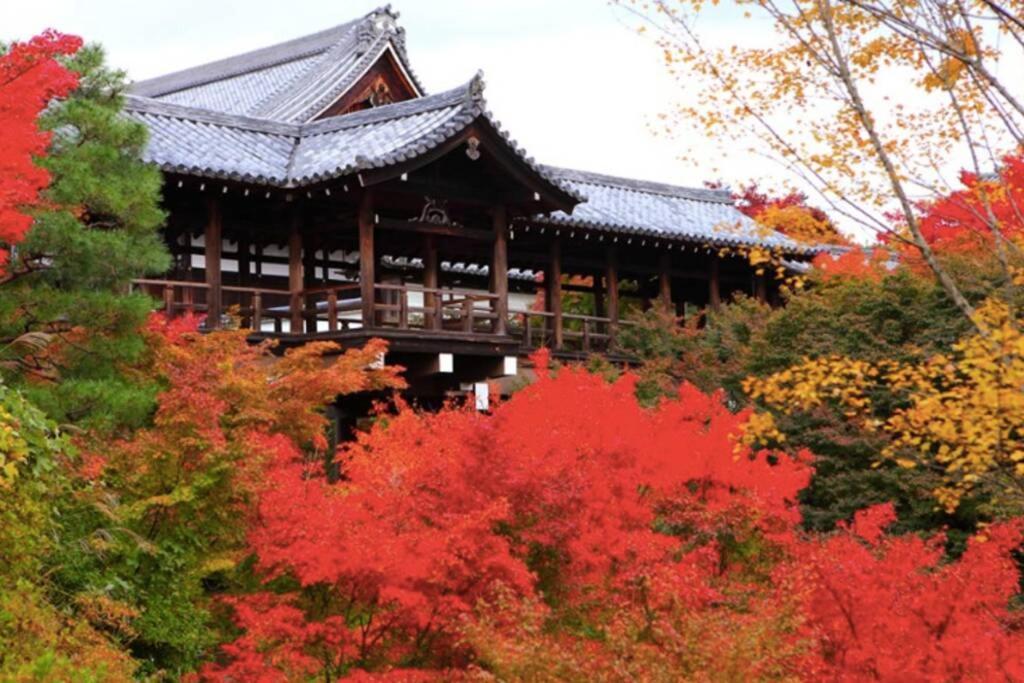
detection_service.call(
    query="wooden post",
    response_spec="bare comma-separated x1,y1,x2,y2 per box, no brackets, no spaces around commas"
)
605,247,619,339
658,252,672,309
709,257,722,309
237,235,250,286
163,284,175,317
359,192,375,329
254,241,263,279
252,291,263,331
288,209,304,334
547,239,563,350
492,207,509,335
423,235,440,330
399,287,409,329
303,234,317,332
462,298,473,333
593,271,605,318
327,290,338,332
755,273,768,303
204,198,222,329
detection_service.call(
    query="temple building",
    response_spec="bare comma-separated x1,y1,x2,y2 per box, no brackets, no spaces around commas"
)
126,6,813,401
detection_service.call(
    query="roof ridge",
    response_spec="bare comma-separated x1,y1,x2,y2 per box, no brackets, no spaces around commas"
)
129,12,375,97
124,95,301,135
253,31,397,122
299,76,479,134
125,74,477,137
544,165,734,204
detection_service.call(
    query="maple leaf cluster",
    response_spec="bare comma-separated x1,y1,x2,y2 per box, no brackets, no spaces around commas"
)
0,30,81,273
188,345,1024,680
730,183,847,246
915,153,1024,256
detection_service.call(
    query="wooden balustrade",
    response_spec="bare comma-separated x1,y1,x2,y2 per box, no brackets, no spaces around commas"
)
370,283,499,334
132,279,293,332
133,279,632,355
508,309,633,354
134,279,506,338
300,283,362,333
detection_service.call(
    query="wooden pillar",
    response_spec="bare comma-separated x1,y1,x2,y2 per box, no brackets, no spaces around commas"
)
492,207,509,336
606,247,619,342
237,235,250,286
593,271,605,318
358,191,375,329
288,210,304,334
204,198,222,329
755,273,768,303
547,239,563,350
303,234,318,331
709,256,722,309
423,235,440,330
658,252,672,309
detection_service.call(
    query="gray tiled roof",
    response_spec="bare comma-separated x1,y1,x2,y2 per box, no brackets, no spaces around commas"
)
127,9,816,254
125,74,580,202
535,167,813,252
156,56,321,114
129,6,425,122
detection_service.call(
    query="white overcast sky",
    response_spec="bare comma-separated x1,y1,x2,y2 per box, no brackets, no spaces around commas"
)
1,0,757,192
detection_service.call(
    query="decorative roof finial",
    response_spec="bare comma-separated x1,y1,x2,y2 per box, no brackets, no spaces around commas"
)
466,70,486,108
357,5,399,50
466,136,481,161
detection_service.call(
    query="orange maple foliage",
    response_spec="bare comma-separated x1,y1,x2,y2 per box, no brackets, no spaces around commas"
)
810,245,891,281
731,183,848,246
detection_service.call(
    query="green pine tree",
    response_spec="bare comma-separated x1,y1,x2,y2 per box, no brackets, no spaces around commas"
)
0,43,169,432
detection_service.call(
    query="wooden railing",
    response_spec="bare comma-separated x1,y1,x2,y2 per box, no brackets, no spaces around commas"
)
300,283,363,333
131,279,294,332
133,279,633,354
369,283,500,334
134,279,504,337
508,309,635,354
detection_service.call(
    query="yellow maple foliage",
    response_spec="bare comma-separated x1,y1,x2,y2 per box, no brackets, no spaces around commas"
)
744,297,1024,513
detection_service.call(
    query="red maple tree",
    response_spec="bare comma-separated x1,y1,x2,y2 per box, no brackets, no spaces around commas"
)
193,348,1024,680
0,30,81,274
915,153,1024,255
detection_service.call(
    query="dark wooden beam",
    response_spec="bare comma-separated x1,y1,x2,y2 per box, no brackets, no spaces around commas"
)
383,176,503,207
237,234,250,286
658,252,672,308
547,239,563,350
254,240,264,278
593,270,605,318
423,234,439,331
376,216,492,241
606,247,619,334
709,257,721,309
755,273,768,303
492,206,509,336
302,232,318,330
204,198,222,329
357,122,577,214
288,208,304,334
359,191,376,328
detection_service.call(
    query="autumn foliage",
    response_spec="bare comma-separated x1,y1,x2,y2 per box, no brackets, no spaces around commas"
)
916,153,1024,255
4,19,1024,682
0,30,81,273
185,350,1024,681
731,183,847,246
